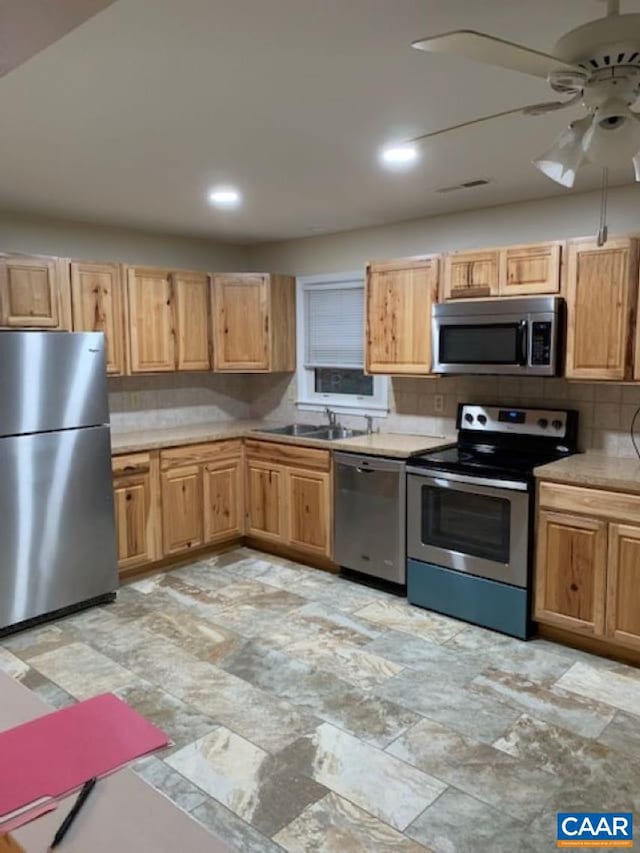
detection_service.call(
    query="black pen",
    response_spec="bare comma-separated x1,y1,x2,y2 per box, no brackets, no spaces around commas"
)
49,777,97,850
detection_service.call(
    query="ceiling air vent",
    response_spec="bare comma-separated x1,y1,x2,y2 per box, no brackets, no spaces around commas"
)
436,178,491,194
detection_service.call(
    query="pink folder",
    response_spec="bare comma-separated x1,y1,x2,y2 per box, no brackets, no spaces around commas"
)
0,693,169,832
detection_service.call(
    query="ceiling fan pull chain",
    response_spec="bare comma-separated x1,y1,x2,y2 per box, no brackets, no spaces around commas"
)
597,167,609,247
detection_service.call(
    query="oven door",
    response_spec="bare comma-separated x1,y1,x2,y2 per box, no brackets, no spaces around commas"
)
406,470,530,587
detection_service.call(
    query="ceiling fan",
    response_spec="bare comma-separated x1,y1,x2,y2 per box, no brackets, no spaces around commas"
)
405,0,640,188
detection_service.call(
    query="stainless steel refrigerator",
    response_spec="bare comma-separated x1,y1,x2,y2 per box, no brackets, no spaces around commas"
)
0,331,117,633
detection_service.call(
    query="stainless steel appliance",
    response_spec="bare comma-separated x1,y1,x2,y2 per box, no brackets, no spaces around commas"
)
334,452,406,584
0,332,117,634
407,404,579,638
432,296,564,376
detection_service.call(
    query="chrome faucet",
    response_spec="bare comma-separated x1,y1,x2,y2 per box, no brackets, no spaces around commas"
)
364,415,374,435
324,407,337,427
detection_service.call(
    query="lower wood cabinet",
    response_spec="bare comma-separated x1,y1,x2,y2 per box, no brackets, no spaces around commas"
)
535,481,640,653
112,452,161,573
245,439,333,559
160,440,244,557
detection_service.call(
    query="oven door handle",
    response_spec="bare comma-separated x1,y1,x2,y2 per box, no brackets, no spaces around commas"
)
406,468,529,492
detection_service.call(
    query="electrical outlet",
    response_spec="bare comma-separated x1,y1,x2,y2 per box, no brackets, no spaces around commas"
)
287,382,296,402
434,394,444,414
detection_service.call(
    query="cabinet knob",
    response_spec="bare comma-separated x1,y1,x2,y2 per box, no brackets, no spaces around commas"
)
570,583,578,592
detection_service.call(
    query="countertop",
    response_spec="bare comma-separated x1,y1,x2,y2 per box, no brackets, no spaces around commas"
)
110,420,455,459
534,451,640,495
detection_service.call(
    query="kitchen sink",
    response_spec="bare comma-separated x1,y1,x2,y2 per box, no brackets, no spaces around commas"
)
308,426,366,440
256,423,324,436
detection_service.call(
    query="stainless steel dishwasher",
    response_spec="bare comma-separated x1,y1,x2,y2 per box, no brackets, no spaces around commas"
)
334,452,406,584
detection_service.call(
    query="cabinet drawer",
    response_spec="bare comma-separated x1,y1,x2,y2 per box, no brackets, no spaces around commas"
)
112,452,151,476
160,439,243,469
539,481,640,524
245,439,330,471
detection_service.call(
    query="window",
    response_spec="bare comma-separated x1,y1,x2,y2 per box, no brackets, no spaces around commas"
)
296,272,389,414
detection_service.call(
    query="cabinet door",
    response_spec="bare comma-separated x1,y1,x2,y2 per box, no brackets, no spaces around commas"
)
112,453,160,573
500,242,562,296
286,467,331,557
161,464,203,555
127,267,175,372
606,524,640,651
173,271,211,371
565,238,639,380
71,261,125,374
204,457,244,543
213,274,270,370
443,250,499,300
246,461,285,542
0,255,71,329
535,510,607,636
366,258,439,375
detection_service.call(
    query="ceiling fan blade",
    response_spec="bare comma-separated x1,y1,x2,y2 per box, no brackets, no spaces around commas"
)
0,0,117,78
406,101,568,146
412,30,582,79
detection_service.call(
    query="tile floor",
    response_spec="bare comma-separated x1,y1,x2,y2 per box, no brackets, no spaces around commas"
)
2,547,639,852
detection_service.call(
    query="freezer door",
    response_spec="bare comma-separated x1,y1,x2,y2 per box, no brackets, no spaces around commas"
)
0,425,117,630
0,332,109,437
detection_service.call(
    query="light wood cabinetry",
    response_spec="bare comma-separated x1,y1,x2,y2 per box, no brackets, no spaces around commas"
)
606,524,640,651
499,242,562,296
173,271,211,371
565,237,639,381
127,267,211,373
245,439,332,558
0,254,71,329
365,257,439,375
70,261,126,375
535,510,607,636
112,452,161,573
443,250,500,300
127,267,175,373
159,440,244,557
536,481,640,655
212,273,296,372
442,242,562,301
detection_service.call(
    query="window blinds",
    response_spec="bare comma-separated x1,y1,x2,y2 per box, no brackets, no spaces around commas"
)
304,285,364,369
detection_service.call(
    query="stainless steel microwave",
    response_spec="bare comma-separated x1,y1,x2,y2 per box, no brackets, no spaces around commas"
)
432,296,564,376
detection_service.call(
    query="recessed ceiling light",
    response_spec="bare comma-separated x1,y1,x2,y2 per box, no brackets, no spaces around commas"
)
380,144,419,168
208,187,241,208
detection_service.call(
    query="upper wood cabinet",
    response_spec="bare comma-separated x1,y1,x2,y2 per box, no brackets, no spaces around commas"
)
112,452,161,574
71,261,126,375
443,250,499,300
606,524,640,652
499,242,562,296
535,509,607,637
127,267,211,374
565,238,639,381
365,257,439,375
212,273,296,372
127,267,175,373
173,271,211,371
0,254,72,329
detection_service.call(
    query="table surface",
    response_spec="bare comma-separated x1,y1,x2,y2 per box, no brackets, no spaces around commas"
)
0,672,231,852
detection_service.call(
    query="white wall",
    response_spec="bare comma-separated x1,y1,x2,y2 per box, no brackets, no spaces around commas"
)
0,210,247,270
246,184,640,275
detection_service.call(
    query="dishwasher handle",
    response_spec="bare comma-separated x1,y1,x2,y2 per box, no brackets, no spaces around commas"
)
334,451,406,474
356,466,375,474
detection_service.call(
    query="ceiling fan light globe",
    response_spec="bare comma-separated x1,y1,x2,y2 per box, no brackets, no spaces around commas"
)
533,157,577,187
633,151,640,180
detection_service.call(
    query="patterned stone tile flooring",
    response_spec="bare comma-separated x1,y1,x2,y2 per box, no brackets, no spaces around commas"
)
2,547,639,852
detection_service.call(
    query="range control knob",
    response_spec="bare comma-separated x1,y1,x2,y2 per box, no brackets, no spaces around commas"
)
552,419,563,431
477,414,487,425
537,418,549,429
464,413,474,424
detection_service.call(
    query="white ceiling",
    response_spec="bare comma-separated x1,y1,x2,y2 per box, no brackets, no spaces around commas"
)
0,0,638,242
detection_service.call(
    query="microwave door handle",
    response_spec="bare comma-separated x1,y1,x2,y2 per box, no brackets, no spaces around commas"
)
519,321,528,366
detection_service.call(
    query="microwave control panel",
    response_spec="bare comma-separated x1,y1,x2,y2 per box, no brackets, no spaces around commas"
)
530,321,552,366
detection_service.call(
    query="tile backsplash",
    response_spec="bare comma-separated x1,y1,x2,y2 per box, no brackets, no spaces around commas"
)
248,374,640,458
108,372,640,458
